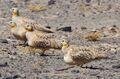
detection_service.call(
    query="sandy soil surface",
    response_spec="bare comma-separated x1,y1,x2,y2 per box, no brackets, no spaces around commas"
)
0,0,120,79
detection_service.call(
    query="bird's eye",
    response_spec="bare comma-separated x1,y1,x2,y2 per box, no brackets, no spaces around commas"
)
62,40,65,42
27,25,29,27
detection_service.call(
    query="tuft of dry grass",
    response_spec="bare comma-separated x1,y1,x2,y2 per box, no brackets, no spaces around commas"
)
81,30,102,41
79,3,92,13
27,4,47,12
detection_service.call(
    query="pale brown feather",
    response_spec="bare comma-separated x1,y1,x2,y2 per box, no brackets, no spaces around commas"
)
26,31,61,49
62,45,108,65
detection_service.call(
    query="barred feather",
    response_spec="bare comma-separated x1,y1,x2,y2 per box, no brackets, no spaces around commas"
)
62,45,108,65
26,30,62,49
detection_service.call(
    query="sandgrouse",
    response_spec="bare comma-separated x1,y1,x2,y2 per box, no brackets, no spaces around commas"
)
25,24,61,53
61,39,108,66
11,8,54,33
7,21,27,41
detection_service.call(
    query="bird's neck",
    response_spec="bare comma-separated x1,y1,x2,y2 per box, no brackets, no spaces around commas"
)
26,29,34,32
28,30,33,32
62,44,69,49
64,53,74,64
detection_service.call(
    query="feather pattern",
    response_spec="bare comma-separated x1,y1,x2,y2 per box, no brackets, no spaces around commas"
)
26,30,61,49
62,44,108,65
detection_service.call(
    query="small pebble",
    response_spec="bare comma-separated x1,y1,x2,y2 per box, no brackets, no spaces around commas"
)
112,64,120,68
81,26,87,30
46,26,51,29
56,26,72,32
71,70,80,74
0,39,8,43
5,76,13,79
86,0,91,3
43,70,50,73
13,75,21,79
48,0,56,5
0,62,8,67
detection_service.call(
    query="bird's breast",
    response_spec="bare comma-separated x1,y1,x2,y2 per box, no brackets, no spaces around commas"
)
64,53,74,65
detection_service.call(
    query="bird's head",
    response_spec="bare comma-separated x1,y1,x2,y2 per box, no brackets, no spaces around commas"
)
61,39,69,48
7,21,17,29
25,24,33,32
11,8,19,16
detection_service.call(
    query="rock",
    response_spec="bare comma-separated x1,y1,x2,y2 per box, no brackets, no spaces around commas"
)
112,64,120,69
71,70,80,74
0,39,8,43
48,0,56,5
13,75,21,79
81,26,87,30
86,0,91,3
0,62,8,67
45,26,51,29
56,26,72,32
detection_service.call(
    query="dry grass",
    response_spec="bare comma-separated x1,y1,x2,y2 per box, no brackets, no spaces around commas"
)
27,4,47,12
81,31,102,41
79,3,92,13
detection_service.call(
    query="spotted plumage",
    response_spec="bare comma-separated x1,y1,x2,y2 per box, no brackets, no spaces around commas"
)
61,39,108,65
25,24,61,52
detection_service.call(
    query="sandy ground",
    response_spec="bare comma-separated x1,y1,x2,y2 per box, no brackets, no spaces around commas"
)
0,0,120,79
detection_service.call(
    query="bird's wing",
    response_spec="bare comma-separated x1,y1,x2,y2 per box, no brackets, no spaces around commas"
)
35,31,53,38
21,17,54,33
70,46,97,61
32,23,55,33
32,38,51,48
35,32,61,48
29,32,57,48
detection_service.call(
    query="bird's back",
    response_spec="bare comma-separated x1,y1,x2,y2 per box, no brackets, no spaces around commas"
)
63,45,107,65
26,31,61,49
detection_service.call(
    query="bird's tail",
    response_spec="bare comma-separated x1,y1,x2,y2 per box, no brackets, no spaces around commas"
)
96,53,118,60
50,39,62,49
96,53,109,59
34,24,55,33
